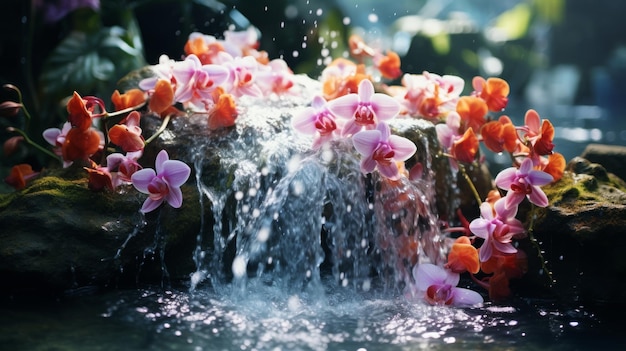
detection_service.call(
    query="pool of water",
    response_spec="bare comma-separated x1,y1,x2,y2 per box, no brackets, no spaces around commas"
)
2,279,624,351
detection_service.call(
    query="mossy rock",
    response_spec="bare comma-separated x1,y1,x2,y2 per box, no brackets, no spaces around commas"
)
0,169,202,297
517,157,626,304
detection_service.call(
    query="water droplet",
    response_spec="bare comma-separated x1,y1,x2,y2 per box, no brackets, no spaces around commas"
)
257,226,270,242
280,21,285,28
235,191,244,200
343,17,351,25
316,8,323,16
368,13,379,23
252,208,260,218
248,187,257,197
232,255,247,278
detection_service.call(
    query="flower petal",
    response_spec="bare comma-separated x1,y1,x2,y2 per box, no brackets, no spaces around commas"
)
413,263,446,291
352,129,381,156
327,94,359,119
291,107,318,134
494,167,517,190
141,198,163,213
165,184,184,208
131,168,156,193
527,170,553,186
161,160,191,187
451,287,483,307
42,128,61,146
469,218,490,239
377,161,399,179
357,79,374,101
388,135,417,161
528,186,549,207
370,93,400,120
155,150,170,175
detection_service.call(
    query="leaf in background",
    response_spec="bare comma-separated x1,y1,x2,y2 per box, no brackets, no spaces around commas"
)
39,26,146,100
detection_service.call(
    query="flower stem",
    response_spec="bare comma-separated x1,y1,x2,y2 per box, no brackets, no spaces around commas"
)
8,127,61,162
458,163,483,205
527,204,553,286
144,114,171,145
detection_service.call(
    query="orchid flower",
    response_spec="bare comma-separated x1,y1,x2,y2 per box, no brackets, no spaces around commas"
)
172,54,230,106
184,32,225,65
255,59,295,96
291,95,340,150
412,263,483,307
108,111,145,152
352,122,417,180
495,157,554,209
4,164,39,190
472,76,509,112
131,150,191,213
43,122,72,157
469,198,526,262
328,79,400,136
218,54,263,98
401,71,464,118
106,151,143,187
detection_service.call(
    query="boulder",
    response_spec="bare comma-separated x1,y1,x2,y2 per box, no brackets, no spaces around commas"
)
518,157,626,304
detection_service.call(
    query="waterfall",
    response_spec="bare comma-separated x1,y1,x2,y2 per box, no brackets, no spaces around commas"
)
154,76,448,296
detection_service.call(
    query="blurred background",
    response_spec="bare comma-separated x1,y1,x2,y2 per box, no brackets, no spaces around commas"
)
1,0,626,184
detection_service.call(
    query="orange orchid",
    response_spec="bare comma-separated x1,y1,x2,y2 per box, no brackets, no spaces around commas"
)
481,251,527,279
375,51,402,80
417,86,443,119
208,88,238,130
480,116,517,153
445,236,480,274
450,127,479,164
539,152,566,183
66,91,94,131
456,96,488,133
84,166,114,191
534,119,556,156
348,34,376,61
62,127,102,162
148,79,175,116
4,164,39,190
111,89,146,111
321,58,371,100
184,35,226,65
472,76,509,112
108,111,145,152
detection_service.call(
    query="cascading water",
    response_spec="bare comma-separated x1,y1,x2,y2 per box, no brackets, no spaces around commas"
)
158,75,448,298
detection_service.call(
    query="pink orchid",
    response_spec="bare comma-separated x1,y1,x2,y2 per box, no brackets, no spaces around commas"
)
172,54,230,106
328,79,400,136
43,121,72,157
401,71,464,118
131,150,191,213
352,122,417,180
106,151,143,187
291,95,340,149
495,158,553,209
138,54,177,90
469,198,526,262
255,59,296,96
222,55,263,97
412,263,483,307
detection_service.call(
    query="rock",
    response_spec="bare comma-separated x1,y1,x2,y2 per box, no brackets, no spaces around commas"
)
0,74,458,296
0,166,202,296
519,157,626,304
580,143,626,182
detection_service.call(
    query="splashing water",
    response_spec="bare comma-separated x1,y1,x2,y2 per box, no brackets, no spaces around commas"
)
157,75,448,298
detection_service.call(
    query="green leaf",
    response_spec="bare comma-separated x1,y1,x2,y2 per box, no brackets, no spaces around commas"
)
39,26,146,99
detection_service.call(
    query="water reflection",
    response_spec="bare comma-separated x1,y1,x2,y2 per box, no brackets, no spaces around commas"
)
2,283,624,351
